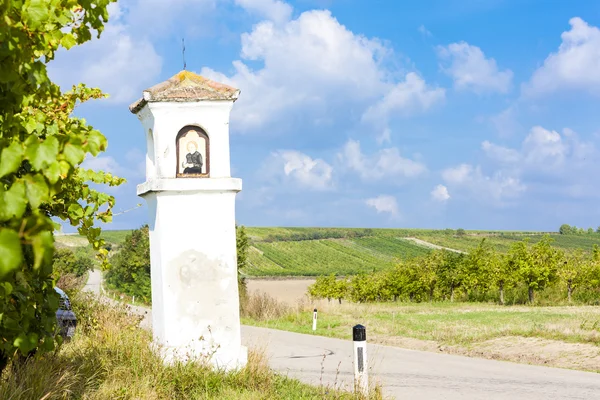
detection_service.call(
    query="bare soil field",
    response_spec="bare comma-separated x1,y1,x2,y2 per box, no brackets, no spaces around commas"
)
246,278,315,304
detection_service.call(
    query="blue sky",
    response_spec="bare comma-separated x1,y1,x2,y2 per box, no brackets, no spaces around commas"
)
48,0,600,231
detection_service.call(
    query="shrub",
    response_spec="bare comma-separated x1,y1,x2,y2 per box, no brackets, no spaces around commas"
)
53,247,94,278
105,226,152,303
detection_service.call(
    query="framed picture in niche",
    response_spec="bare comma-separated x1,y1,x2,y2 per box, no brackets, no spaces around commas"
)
176,126,209,177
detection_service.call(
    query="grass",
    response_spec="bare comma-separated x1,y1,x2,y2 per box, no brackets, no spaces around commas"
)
242,295,600,372
0,292,383,400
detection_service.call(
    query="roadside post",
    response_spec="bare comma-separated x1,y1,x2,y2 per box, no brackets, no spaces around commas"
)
353,324,368,395
312,308,318,331
132,295,135,304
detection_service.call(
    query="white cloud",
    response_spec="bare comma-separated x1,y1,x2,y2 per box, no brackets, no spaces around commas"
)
483,126,592,170
270,150,333,190
441,163,473,184
235,0,292,24
361,72,445,125
437,41,512,94
448,126,600,204
431,184,450,202
82,150,145,181
524,17,600,96
339,139,427,181
81,156,122,174
202,10,389,131
202,10,441,135
442,164,525,202
481,141,521,163
522,126,567,166
365,195,399,217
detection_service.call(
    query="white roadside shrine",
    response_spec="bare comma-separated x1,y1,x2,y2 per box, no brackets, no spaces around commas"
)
129,71,247,370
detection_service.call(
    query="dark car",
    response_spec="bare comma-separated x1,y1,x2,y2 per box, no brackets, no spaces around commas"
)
55,287,77,339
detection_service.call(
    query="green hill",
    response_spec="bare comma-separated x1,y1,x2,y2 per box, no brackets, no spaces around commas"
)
55,227,600,277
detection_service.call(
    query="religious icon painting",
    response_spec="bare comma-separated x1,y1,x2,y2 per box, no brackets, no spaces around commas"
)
176,126,210,177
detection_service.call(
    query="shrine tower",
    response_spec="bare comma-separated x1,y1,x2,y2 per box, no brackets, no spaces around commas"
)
129,71,246,370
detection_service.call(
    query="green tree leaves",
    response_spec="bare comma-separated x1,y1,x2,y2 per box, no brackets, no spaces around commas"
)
24,174,49,208
105,226,151,303
24,0,49,29
0,230,22,279
0,180,27,221
0,142,23,178
26,136,59,170
0,0,118,371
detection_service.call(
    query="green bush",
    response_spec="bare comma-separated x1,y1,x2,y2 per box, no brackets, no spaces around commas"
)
53,248,94,278
105,226,152,303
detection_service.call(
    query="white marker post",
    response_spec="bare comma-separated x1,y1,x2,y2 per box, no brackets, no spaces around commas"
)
312,308,318,331
132,296,135,305
353,324,368,396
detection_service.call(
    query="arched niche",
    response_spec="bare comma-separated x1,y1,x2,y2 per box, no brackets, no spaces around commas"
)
176,125,210,178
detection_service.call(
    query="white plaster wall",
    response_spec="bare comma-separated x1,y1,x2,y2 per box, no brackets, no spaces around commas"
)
136,106,156,179
143,184,245,369
139,101,234,180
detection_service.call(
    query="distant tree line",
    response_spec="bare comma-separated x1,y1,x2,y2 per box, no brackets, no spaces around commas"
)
262,228,374,242
309,236,600,305
559,224,600,235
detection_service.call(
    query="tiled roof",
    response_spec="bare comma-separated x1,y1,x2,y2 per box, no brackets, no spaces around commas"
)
129,71,240,113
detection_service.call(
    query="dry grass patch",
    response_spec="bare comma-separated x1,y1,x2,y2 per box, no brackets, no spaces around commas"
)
0,293,383,400
243,299,600,372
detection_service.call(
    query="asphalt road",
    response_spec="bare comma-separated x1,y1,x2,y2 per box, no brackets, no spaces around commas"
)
84,270,600,399
243,325,600,400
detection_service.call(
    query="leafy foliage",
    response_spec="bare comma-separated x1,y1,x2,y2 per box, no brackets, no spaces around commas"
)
105,226,151,303
0,0,122,371
53,247,94,277
308,236,600,305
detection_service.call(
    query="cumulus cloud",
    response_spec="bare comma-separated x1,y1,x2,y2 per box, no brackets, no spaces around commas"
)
267,150,333,190
202,10,389,131
447,126,599,204
524,17,600,96
431,184,450,202
437,41,512,94
361,72,445,126
202,9,442,136
442,164,526,202
481,141,521,164
482,126,593,170
234,0,292,24
339,139,427,181
365,195,399,217
441,163,473,185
